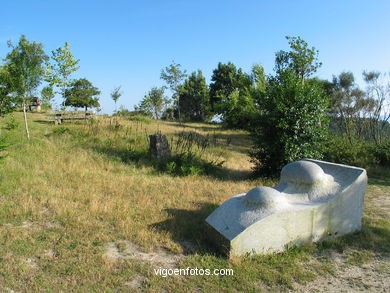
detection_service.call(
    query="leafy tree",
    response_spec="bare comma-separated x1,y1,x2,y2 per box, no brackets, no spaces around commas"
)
40,85,55,109
0,66,16,117
64,78,100,111
275,36,322,82
160,61,187,121
251,63,267,93
178,70,211,121
250,38,328,176
329,72,375,142
46,42,79,107
4,35,48,139
111,86,122,112
209,62,257,128
222,89,257,129
209,62,248,111
135,87,169,119
362,71,390,144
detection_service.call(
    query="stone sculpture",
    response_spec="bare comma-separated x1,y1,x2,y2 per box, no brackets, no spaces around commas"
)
149,134,171,159
205,159,367,256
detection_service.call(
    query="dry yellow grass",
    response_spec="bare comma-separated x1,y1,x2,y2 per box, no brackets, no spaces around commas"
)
0,112,388,292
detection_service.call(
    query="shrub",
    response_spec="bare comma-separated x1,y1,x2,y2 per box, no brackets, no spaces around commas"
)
250,71,329,176
160,154,217,176
372,139,390,167
4,115,19,130
323,137,378,168
126,115,151,124
157,131,223,176
52,126,71,135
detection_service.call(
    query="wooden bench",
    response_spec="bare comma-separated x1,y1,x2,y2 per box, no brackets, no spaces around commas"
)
48,111,96,125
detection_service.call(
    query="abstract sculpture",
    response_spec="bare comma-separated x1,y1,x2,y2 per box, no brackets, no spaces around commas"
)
206,159,367,256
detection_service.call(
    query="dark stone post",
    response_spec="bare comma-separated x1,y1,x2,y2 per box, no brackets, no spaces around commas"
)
149,134,171,159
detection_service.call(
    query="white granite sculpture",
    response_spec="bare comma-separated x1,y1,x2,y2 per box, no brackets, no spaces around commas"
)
205,159,367,256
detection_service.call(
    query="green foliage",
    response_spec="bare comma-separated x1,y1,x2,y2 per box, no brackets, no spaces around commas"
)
222,88,258,129
113,106,152,123
275,36,322,81
372,139,390,167
135,87,169,119
45,42,80,105
209,62,260,129
126,115,152,124
40,85,55,109
0,133,8,159
329,72,375,142
161,155,203,176
209,62,252,114
159,131,223,176
4,115,20,130
251,71,329,175
0,66,16,117
52,126,71,135
110,86,122,110
4,35,48,100
323,137,378,168
178,70,211,121
250,38,328,176
64,78,100,110
160,61,187,120
362,71,390,144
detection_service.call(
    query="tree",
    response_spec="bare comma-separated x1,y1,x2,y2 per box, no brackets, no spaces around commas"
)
4,35,48,139
209,62,256,128
111,86,122,112
0,66,16,117
222,88,258,129
160,61,187,121
64,78,100,111
362,71,390,144
46,42,79,107
251,63,267,93
135,87,169,119
329,72,375,142
209,62,252,116
41,85,55,109
275,36,322,83
250,37,328,176
178,70,211,121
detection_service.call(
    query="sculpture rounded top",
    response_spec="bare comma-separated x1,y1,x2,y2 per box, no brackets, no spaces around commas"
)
281,160,325,185
245,186,285,208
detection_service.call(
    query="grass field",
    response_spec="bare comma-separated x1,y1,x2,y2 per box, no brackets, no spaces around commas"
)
0,112,389,292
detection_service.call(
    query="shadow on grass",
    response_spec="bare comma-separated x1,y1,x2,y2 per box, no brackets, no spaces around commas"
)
33,119,53,125
167,122,220,132
89,144,254,182
168,123,252,155
150,205,390,260
92,146,151,166
150,202,224,256
367,166,390,186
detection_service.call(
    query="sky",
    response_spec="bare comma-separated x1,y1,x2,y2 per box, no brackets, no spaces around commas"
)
1,0,389,114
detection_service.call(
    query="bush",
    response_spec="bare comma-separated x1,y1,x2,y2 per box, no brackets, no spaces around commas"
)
250,71,329,176
4,115,19,130
52,126,71,135
157,131,223,176
126,115,151,124
159,154,217,176
323,137,378,168
372,139,390,167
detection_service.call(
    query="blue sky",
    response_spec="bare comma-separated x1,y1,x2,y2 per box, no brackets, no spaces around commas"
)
1,0,389,113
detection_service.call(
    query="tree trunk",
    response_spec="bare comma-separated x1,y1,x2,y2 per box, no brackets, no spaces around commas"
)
23,100,30,140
